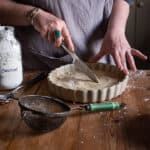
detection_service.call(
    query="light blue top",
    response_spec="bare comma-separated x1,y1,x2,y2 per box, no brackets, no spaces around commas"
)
15,0,114,70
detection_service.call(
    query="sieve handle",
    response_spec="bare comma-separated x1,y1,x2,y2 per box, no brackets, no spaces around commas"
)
84,102,121,111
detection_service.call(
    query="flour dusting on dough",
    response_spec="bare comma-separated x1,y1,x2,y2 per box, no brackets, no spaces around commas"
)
51,68,121,90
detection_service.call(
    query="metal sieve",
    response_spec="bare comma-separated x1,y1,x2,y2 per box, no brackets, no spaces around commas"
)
18,95,126,132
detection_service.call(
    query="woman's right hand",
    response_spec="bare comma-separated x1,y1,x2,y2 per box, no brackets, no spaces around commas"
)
32,9,74,51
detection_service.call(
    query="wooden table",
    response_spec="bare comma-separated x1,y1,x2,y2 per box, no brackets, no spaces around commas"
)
0,70,150,150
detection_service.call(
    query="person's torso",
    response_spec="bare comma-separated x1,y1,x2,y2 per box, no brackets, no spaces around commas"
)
14,0,113,69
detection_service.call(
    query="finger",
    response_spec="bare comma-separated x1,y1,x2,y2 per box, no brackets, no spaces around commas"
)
55,36,63,47
126,52,137,71
121,55,129,74
40,25,48,38
47,23,55,42
47,30,53,42
112,51,123,71
89,50,105,63
132,48,147,60
120,52,129,75
62,25,74,51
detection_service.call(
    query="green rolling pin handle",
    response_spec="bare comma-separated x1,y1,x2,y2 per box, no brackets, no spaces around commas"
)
84,102,126,112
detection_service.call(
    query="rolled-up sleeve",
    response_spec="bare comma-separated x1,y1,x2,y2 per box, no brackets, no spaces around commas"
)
125,0,133,5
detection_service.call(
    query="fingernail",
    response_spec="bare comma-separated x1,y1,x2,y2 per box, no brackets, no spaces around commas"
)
72,47,75,52
70,47,74,52
69,45,75,52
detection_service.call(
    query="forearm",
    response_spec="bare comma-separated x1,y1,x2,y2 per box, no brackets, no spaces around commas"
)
0,0,34,26
107,0,130,34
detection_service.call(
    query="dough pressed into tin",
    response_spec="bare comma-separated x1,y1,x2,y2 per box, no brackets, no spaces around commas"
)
48,63,128,103
51,69,121,90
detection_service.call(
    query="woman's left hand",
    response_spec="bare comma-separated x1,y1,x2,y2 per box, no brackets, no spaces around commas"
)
89,31,147,74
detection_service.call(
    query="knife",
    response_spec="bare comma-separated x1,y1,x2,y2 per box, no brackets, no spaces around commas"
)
60,43,99,83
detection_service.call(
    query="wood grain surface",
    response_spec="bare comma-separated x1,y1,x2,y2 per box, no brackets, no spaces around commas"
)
0,70,150,150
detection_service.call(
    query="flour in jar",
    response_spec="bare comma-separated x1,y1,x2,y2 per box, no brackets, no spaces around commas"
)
0,26,23,89
52,68,121,90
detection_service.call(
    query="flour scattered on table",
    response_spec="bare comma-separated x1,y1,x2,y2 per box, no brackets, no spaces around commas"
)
129,70,146,81
144,98,150,102
99,112,104,115
127,86,145,90
80,128,84,131
112,105,128,125
137,113,142,116
123,105,127,110
127,70,146,90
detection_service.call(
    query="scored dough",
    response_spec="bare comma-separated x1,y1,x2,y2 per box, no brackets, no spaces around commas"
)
50,66,122,90
48,63,128,103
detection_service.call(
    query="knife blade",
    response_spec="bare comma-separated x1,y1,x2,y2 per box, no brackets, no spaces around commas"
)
60,44,99,83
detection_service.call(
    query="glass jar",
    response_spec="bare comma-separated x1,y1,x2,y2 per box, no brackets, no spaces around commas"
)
0,26,23,90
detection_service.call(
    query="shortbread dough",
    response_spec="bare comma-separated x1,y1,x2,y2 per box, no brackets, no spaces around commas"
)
50,67,121,90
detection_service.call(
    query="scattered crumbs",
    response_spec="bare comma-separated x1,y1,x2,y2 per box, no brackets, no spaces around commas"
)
129,70,145,81
104,123,109,127
81,141,84,144
80,128,84,131
144,98,150,102
137,113,141,116
127,86,145,90
123,112,127,115
113,107,128,124
99,112,103,115
104,123,107,126
123,106,127,110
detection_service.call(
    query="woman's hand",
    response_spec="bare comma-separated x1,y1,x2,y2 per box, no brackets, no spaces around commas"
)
90,0,147,74
32,9,74,51
89,31,147,74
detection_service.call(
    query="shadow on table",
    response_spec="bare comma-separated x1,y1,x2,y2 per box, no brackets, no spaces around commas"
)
0,113,46,142
122,114,150,149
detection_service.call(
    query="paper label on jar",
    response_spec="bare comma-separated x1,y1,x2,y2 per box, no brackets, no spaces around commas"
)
0,52,21,74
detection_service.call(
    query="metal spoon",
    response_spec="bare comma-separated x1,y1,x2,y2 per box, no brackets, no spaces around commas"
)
0,71,48,104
